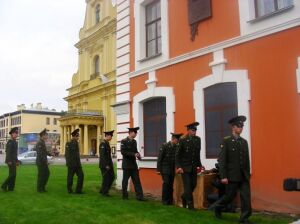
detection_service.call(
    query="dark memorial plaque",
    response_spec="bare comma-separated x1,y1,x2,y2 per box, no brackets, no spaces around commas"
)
188,0,212,41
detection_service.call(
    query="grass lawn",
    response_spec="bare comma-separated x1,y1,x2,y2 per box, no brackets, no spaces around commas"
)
0,164,295,224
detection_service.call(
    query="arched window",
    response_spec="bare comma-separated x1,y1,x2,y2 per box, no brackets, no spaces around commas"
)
95,4,100,24
143,97,166,157
94,55,100,74
204,82,238,158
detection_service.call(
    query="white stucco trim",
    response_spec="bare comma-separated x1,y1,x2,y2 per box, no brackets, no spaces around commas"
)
133,71,175,168
297,57,300,93
134,0,169,71
193,50,251,169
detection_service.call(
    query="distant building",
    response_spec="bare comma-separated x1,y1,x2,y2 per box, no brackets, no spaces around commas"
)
59,0,117,156
0,103,63,154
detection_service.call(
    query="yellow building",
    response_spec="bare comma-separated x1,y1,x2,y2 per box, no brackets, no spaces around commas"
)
59,0,117,156
0,103,63,153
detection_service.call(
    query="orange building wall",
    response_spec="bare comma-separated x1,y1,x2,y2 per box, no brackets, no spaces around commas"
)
139,168,162,196
127,0,300,214
129,27,300,213
156,55,212,133
130,73,148,102
168,0,240,58
225,26,300,213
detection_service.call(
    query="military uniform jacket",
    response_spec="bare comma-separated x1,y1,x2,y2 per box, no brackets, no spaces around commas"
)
65,140,81,168
5,139,18,165
218,135,250,182
157,141,177,175
35,139,51,166
99,140,113,169
121,137,138,170
176,135,202,173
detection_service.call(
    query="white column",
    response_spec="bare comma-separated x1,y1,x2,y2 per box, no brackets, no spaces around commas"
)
79,126,84,155
63,126,67,154
96,125,101,155
84,125,89,155
60,126,64,155
71,125,75,133
67,126,71,142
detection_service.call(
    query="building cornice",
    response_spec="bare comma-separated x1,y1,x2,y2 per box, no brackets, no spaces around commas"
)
64,80,116,101
1,110,63,118
67,70,116,91
58,115,104,126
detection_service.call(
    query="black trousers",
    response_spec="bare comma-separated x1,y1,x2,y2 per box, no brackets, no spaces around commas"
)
215,180,252,222
100,168,115,195
181,171,197,204
122,169,144,199
67,167,84,193
2,165,17,191
161,173,175,204
37,165,50,192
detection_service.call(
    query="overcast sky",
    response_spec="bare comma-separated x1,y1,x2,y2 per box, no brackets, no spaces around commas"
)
0,0,86,114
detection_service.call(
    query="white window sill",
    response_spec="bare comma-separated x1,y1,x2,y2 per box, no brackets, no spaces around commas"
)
138,53,162,63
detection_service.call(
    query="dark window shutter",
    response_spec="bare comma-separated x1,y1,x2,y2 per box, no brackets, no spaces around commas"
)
204,83,238,158
143,97,166,157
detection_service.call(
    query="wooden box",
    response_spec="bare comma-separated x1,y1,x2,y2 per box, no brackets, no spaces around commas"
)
174,173,217,209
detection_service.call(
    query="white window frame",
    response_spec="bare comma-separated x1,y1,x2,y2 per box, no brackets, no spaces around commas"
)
132,72,175,168
194,70,251,169
134,0,169,71
253,0,294,19
193,50,251,169
238,0,299,36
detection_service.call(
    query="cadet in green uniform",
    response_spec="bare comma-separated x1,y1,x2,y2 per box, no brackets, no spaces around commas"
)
65,129,84,194
1,127,20,191
176,122,203,210
121,127,145,201
36,129,52,192
157,132,183,205
99,130,115,196
213,116,252,224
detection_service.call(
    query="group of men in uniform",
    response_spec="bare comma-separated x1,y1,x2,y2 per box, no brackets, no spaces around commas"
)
0,128,53,192
1,115,252,224
157,122,203,210
156,116,252,224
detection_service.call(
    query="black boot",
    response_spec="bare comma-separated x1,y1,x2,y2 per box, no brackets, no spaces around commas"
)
181,196,187,208
214,206,222,219
187,202,195,211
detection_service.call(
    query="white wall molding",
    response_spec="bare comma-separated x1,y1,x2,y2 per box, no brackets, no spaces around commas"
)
111,101,131,115
193,50,251,169
297,57,300,93
130,17,300,79
115,0,131,189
